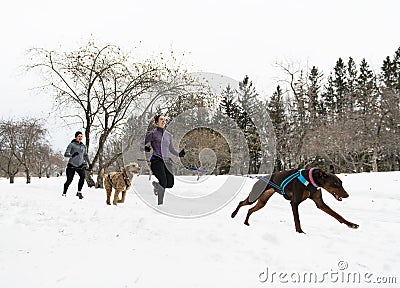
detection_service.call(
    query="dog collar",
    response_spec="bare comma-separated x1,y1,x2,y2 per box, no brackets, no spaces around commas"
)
308,168,319,188
298,168,319,188
298,169,319,198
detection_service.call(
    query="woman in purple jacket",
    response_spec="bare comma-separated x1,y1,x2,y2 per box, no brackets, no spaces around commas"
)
142,115,185,205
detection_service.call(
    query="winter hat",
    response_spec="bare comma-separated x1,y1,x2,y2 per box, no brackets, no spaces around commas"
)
75,131,83,138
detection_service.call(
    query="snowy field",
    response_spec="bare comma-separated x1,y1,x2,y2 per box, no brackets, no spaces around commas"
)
0,171,399,287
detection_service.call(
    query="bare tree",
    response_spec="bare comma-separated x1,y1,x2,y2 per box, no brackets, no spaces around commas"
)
33,144,65,178
0,120,21,183
14,119,47,183
27,41,164,187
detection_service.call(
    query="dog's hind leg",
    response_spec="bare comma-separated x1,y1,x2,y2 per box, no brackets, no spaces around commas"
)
244,188,275,226
231,198,253,219
113,190,121,205
232,180,268,219
118,190,126,203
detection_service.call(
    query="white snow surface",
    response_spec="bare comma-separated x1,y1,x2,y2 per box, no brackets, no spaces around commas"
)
1,172,399,287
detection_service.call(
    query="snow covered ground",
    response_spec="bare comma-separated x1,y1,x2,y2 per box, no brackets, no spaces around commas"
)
0,171,399,287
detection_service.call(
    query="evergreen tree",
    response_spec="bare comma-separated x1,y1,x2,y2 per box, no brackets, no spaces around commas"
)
394,47,400,91
267,85,287,171
333,58,347,118
219,76,263,174
268,85,285,129
219,84,241,122
307,66,323,122
346,57,358,114
381,56,396,88
236,76,262,174
357,58,377,113
322,74,336,122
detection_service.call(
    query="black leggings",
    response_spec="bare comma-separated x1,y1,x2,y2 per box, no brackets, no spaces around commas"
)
63,165,86,193
150,157,174,189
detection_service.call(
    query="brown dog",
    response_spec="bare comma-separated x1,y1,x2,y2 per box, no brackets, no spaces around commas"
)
231,168,359,233
100,162,140,205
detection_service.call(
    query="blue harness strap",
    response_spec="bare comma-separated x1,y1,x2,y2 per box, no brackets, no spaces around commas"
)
281,171,300,194
297,169,309,186
257,176,281,191
256,169,318,200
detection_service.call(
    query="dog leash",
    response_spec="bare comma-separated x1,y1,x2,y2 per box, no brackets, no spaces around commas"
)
183,165,209,174
137,158,210,174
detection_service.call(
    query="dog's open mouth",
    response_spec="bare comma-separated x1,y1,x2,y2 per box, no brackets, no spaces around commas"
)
333,193,342,201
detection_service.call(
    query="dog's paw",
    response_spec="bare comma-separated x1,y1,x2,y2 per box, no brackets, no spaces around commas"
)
348,223,359,229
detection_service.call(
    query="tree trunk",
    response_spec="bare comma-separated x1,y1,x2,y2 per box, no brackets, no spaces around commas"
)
9,175,15,184
371,147,378,172
26,169,31,184
93,133,107,188
96,173,104,189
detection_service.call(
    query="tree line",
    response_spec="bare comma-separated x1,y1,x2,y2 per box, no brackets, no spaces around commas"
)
265,48,400,173
0,119,65,183
174,47,400,174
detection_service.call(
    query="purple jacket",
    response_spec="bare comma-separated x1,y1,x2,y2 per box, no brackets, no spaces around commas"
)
142,127,179,160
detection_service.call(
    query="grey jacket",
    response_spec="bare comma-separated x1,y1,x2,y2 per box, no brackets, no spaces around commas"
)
64,139,91,167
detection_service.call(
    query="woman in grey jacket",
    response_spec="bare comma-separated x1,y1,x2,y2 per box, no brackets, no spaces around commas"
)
62,131,92,199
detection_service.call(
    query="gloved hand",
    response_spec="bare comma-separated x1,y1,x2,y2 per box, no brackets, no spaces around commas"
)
71,152,79,157
179,149,185,158
88,163,93,170
144,146,151,152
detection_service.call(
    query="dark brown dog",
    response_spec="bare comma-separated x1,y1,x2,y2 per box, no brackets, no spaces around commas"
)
100,162,140,205
231,168,359,233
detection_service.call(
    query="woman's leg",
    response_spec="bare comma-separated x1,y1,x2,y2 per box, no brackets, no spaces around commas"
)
151,159,167,188
165,161,174,188
151,159,167,205
63,167,75,194
76,168,86,192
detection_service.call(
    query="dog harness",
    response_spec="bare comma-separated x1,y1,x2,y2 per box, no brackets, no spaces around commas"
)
257,168,319,200
122,172,131,188
107,172,131,189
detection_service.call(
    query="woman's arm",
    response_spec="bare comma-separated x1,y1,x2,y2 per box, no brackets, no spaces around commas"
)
168,134,180,157
140,131,153,151
64,143,73,158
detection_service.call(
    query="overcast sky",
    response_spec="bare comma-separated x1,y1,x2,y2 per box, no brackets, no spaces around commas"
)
1,0,399,150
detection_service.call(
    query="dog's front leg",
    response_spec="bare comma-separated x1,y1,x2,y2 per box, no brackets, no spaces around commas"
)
312,197,359,229
291,201,304,233
106,188,112,205
118,190,126,203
